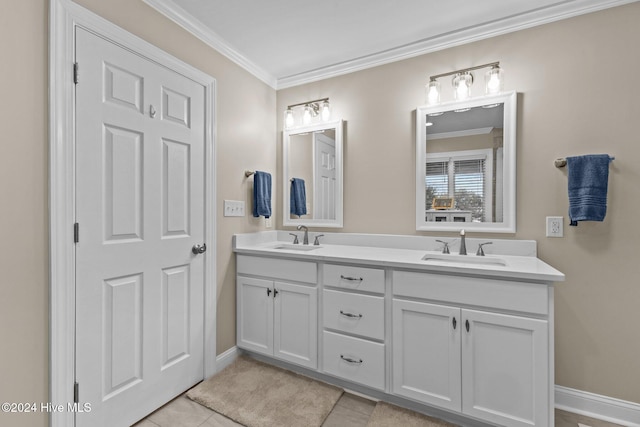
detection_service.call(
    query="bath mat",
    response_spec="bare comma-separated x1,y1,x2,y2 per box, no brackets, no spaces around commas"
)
186,355,343,427
366,401,459,427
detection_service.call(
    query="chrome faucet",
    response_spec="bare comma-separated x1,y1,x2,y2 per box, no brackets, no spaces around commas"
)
476,242,493,256
459,229,467,255
297,225,309,245
435,239,451,254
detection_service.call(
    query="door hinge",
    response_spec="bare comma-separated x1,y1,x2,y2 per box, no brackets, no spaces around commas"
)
73,62,79,84
73,382,79,403
74,222,79,243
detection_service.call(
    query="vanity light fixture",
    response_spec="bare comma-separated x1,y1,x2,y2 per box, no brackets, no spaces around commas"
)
425,62,503,105
283,97,331,129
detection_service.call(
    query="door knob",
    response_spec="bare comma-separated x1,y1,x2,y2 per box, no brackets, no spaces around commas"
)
192,243,207,255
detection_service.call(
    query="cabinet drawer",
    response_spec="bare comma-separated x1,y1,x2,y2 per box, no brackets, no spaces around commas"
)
393,270,548,316
322,331,385,390
237,255,317,284
323,264,385,294
323,289,384,340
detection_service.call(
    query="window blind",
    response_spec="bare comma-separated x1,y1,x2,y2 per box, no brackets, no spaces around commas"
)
426,161,449,195
454,158,485,221
426,157,487,221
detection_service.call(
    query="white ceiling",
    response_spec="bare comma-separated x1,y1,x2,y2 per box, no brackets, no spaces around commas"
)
144,0,636,88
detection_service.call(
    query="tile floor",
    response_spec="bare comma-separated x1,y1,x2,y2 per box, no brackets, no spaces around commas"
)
135,392,625,427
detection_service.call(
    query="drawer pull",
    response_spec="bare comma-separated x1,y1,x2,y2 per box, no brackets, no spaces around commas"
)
340,275,363,282
339,310,363,319
340,355,363,364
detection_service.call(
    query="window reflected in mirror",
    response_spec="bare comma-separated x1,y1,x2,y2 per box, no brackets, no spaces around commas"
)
416,92,516,233
426,104,502,223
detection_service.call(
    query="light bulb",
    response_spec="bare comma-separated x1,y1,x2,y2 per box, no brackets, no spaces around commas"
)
453,72,472,101
321,101,331,121
284,109,294,129
456,81,469,100
426,80,440,105
303,105,312,125
485,67,504,94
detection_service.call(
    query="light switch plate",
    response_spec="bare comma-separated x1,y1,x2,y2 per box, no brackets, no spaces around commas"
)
546,216,563,237
224,200,245,217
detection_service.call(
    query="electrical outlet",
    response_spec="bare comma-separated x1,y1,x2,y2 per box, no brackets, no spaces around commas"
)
546,216,563,237
224,200,245,217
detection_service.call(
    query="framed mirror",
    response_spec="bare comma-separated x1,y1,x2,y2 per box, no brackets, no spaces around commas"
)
416,91,517,233
283,119,343,228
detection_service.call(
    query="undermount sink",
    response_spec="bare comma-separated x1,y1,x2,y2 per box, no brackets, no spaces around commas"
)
272,244,321,251
421,253,507,266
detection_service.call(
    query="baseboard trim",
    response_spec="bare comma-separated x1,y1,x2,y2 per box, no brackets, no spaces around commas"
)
215,346,239,373
555,385,640,426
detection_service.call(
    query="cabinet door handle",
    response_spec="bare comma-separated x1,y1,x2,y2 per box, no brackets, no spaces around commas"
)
340,275,363,282
452,317,457,330
340,355,363,364
465,319,470,332
340,310,363,319
266,288,271,296
273,289,279,298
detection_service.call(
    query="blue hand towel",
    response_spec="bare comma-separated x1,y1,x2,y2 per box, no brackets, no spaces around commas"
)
566,154,612,226
252,171,272,218
290,178,307,217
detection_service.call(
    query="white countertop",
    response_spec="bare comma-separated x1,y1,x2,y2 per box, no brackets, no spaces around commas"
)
233,231,565,283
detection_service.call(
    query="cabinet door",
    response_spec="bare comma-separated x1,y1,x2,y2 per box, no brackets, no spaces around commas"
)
237,276,273,355
392,299,461,411
274,281,318,369
462,309,549,427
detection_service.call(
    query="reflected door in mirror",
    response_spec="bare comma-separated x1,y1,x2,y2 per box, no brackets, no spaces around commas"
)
283,119,343,228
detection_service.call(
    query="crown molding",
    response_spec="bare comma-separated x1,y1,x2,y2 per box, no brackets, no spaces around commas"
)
278,0,638,88
144,0,637,90
142,0,277,88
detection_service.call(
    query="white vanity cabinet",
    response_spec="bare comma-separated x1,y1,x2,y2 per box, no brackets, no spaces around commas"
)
234,231,562,427
236,255,318,369
392,270,551,427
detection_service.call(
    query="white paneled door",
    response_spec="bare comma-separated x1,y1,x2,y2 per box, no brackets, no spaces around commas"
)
75,28,206,427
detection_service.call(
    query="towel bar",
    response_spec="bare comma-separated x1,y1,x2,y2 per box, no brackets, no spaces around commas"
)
244,170,255,177
555,156,614,168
